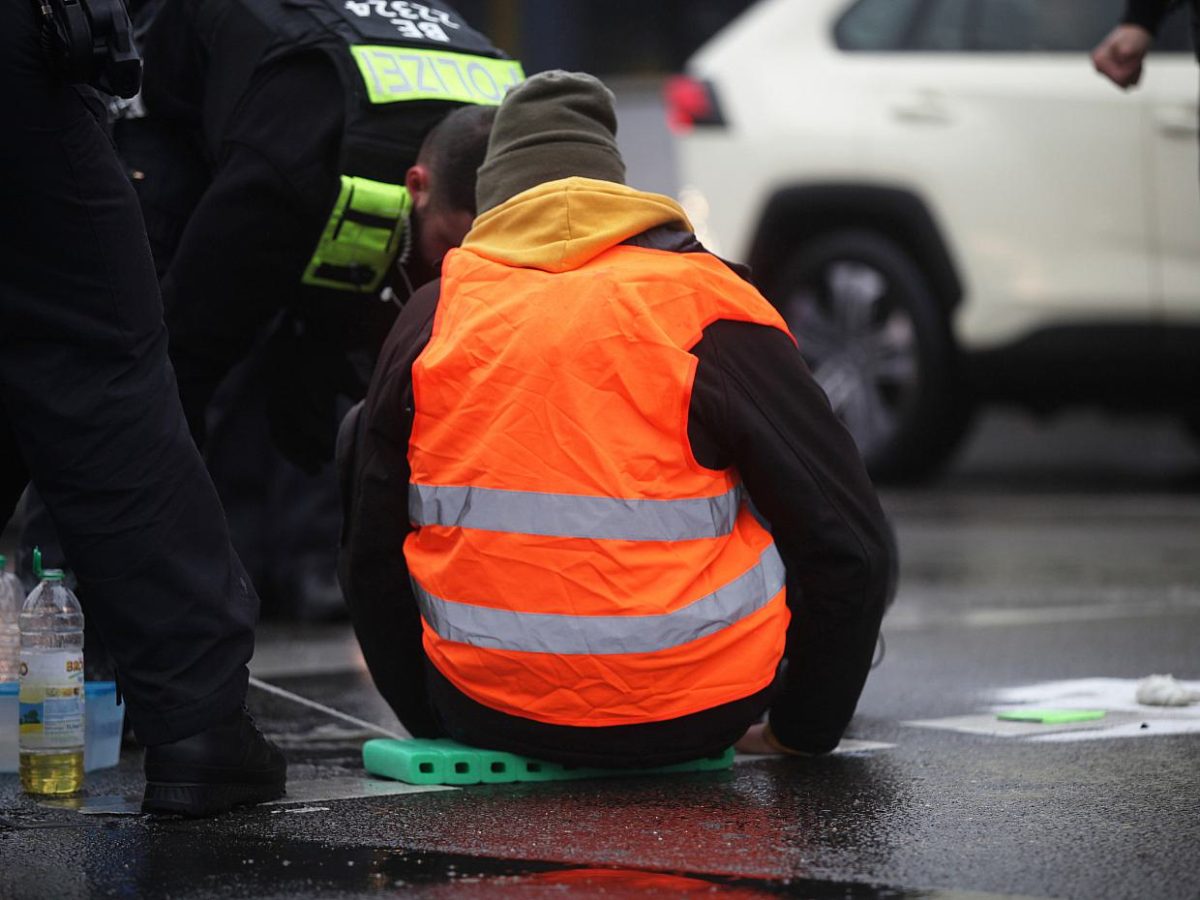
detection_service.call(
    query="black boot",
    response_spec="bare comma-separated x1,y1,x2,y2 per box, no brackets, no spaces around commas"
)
142,708,287,817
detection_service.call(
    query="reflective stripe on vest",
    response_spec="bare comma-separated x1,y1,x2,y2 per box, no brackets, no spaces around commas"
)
414,544,786,655
301,175,412,293
409,483,742,541
350,46,524,105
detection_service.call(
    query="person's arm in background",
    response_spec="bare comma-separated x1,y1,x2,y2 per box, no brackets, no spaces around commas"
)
160,54,343,454
337,280,444,737
1093,1,1173,88
688,320,895,756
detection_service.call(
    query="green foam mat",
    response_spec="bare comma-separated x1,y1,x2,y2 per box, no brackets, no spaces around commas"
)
363,738,735,786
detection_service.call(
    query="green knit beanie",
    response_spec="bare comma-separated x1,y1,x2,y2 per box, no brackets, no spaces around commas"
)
475,70,626,213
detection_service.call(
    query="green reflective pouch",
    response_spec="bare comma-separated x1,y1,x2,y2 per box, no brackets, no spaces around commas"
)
302,175,411,292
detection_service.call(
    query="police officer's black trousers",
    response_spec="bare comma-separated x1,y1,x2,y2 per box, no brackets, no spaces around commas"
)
0,1,258,746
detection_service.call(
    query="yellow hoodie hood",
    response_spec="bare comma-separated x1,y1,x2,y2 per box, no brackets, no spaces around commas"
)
461,177,693,274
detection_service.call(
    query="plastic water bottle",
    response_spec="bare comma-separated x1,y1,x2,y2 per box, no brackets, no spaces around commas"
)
19,552,85,795
0,554,24,683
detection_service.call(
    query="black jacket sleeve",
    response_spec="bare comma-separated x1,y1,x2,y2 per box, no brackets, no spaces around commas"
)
1122,0,1173,32
688,320,895,754
337,279,443,737
161,53,345,450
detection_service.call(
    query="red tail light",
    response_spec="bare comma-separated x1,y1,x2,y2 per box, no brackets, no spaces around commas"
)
664,75,726,133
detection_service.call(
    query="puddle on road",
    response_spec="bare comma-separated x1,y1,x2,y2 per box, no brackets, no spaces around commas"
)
45,834,1037,898
37,775,453,818
39,794,144,816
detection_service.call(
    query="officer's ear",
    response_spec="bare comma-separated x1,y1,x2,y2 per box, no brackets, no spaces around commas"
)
405,164,433,213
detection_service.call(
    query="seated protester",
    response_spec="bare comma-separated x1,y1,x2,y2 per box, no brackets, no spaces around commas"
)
338,71,895,766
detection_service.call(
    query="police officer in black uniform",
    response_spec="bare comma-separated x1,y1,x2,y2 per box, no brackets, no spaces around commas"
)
139,0,521,470
1,0,284,816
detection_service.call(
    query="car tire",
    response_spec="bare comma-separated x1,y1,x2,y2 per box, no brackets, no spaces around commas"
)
768,229,971,483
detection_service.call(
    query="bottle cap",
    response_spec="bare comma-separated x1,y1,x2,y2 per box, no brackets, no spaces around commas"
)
41,569,66,582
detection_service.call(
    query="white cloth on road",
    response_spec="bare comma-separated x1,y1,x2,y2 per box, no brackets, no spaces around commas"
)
1135,674,1200,707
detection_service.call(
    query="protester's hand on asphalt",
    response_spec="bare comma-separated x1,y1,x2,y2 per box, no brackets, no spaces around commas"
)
734,723,776,754
1092,24,1153,89
735,723,814,756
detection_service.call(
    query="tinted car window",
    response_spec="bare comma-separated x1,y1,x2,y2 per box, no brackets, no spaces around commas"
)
835,0,921,50
910,0,971,51
975,0,1126,52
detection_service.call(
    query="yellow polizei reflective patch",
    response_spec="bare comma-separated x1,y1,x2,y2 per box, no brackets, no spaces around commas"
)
351,46,524,105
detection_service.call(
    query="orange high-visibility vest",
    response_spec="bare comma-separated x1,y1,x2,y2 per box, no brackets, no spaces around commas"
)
406,243,794,727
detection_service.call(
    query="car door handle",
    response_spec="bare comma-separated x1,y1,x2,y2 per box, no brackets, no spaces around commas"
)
1156,106,1199,139
891,92,953,125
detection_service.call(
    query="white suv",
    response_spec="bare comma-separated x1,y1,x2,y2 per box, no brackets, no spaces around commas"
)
668,0,1200,481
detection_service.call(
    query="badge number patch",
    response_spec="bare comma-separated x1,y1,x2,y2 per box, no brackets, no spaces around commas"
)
343,0,462,43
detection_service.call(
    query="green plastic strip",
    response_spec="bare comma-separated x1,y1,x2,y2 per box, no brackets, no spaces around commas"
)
351,46,524,105
996,709,1107,724
363,738,735,786
301,175,411,292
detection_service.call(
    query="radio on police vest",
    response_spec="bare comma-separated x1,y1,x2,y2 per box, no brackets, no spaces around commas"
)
33,0,142,98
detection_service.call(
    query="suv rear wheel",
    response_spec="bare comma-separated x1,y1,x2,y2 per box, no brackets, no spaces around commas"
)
769,230,970,482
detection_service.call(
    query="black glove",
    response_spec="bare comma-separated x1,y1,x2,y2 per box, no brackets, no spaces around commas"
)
264,317,358,475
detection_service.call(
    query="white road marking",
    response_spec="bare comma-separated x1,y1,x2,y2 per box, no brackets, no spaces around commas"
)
995,677,1200,713
904,713,1137,739
265,776,455,805
1032,719,1200,742
904,677,1200,742
734,738,894,762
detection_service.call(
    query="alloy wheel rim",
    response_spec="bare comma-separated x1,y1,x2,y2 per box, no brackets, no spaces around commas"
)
784,260,921,457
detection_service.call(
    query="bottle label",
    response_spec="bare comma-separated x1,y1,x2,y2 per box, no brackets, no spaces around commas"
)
19,651,85,749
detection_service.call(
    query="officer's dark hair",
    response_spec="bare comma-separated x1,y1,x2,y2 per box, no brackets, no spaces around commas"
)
417,104,497,217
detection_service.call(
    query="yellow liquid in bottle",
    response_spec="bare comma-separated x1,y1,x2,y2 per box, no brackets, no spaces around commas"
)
20,749,84,795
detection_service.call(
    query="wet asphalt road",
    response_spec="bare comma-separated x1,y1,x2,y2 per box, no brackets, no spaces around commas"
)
2,412,1199,900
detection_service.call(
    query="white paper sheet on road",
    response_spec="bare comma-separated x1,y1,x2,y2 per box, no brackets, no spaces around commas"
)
904,677,1200,743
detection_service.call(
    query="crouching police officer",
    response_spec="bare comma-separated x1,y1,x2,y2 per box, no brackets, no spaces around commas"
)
1,0,284,816
139,0,522,471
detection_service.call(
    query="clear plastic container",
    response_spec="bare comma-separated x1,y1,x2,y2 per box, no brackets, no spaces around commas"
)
0,554,24,684
84,681,124,772
19,559,85,795
0,681,17,773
